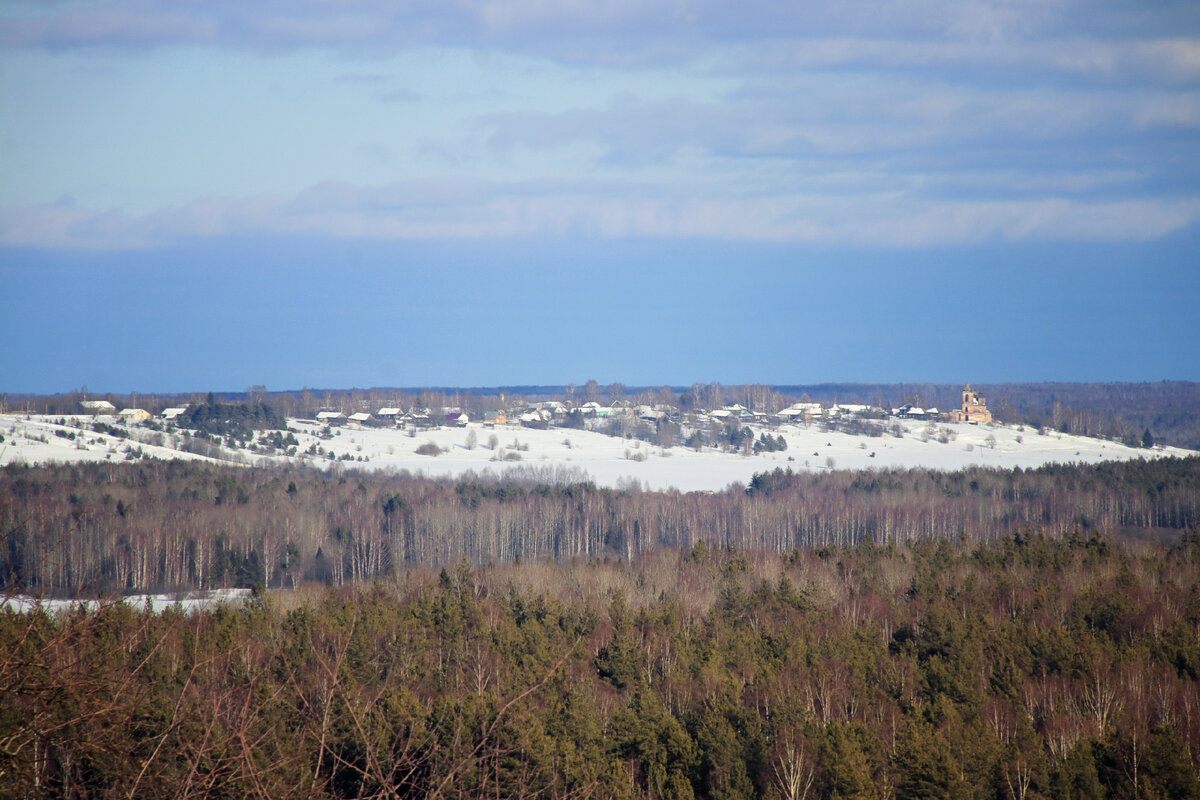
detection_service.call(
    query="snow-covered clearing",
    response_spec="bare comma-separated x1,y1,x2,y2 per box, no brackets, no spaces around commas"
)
1,413,1192,492
1,589,252,615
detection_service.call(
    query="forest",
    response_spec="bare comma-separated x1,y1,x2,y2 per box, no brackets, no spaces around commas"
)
4,451,1200,798
2,456,1199,596
1,532,1198,798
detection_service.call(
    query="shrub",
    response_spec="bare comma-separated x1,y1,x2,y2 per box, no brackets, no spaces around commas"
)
415,442,443,456
753,432,788,453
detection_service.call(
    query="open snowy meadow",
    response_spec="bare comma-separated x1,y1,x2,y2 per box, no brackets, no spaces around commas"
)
1,413,1191,492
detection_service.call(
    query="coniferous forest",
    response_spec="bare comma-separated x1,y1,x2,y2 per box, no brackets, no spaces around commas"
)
2,458,1200,798
2,533,1199,798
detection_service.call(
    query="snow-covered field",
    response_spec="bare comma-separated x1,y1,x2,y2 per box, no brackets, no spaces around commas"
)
1,413,1192,492
1,589,253,615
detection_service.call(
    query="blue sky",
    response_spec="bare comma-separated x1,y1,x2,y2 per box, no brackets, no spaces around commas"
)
2,1,1198,394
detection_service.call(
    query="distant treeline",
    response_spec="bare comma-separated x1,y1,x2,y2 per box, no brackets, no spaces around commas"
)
2,533,1198,798
3,456,1199,595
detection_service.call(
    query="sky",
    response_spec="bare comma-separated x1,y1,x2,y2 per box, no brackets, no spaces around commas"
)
2,0,1198,394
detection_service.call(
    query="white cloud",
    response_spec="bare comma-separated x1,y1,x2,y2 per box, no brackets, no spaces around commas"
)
3,2,1195,77
0,6,218,47
2,1,1196,253
1133,92,1200,129
4,180,1196,250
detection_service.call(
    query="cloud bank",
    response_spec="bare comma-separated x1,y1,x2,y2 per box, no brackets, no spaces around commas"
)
1,0,1197,250
4,180,1196,250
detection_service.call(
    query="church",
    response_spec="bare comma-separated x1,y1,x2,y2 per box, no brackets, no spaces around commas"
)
950,383,993,424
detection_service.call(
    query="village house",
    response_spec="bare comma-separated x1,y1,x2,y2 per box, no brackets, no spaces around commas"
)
637,405,665,421
519,409,553,429
401,409,432,429
833,403,870,415
777,402,823,422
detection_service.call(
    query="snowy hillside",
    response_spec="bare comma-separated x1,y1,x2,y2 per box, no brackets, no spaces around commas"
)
1,413,1191,492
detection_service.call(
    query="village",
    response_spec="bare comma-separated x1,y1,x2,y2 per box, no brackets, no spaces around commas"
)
9,382,1181,494
76,383,996,437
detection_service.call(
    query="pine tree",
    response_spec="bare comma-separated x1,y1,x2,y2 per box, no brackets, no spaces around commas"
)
893,723,971,800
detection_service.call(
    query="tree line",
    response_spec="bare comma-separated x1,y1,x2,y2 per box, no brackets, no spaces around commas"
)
3,456,1199,596
1,532,1198,798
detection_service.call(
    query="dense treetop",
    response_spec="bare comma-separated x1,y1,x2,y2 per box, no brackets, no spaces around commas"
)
177,399,288,439
2,533,1198,798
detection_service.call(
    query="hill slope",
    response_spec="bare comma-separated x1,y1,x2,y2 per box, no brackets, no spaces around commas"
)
0,413,1191,492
